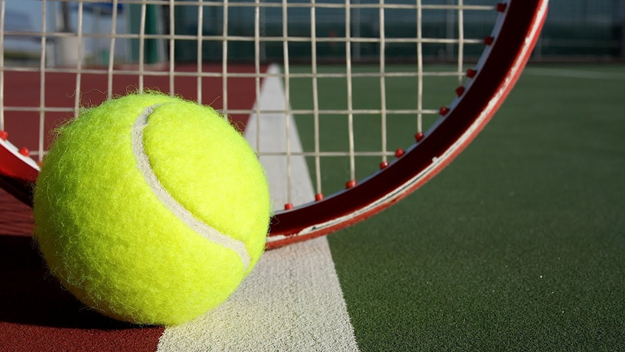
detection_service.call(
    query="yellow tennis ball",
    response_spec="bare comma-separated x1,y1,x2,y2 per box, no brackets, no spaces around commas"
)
33,93,271,326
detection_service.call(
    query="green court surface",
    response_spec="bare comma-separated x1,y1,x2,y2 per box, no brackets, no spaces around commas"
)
291,64,625,350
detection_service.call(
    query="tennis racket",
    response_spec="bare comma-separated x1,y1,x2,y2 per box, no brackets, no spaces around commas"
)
0,0,548,249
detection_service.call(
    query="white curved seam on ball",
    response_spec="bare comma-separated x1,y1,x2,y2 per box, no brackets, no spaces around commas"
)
131,104,251,270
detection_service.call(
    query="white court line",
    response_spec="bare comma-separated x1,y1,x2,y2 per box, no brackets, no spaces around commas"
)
157,65,359,352
524,68,625,80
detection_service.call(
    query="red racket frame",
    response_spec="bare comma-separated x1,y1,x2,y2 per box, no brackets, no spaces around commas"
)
0,0,548,250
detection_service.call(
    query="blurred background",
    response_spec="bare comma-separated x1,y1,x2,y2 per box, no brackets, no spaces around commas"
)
3,0,625,68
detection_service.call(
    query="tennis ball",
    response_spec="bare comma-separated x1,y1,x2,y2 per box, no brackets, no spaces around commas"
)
33,93,271,326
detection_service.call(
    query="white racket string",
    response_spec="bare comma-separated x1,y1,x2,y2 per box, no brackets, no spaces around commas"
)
222,0,229,114
254,0,262,153
282,0,293,206
457,0,465,86
0,67,477,78
138,1,147,92
379,0,387,165
2,31,487,45
417,0,423,134
73,2,84,117
38,0,48,161
197,0,204,104
1,107,444,117
345,0,356,184
311,0,323,197
106,0,119,100
168,0,175,96
259,151,396,157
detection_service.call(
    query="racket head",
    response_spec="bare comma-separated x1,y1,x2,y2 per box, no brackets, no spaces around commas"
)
0,0,548,250
266,0,549,248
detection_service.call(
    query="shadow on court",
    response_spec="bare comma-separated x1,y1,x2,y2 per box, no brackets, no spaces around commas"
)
0,233,135,329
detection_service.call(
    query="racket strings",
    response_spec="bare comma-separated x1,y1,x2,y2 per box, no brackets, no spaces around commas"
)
0,0,498,206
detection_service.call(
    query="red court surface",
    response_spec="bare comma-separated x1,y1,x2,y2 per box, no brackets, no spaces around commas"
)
0,64,264,351
2,64,264,153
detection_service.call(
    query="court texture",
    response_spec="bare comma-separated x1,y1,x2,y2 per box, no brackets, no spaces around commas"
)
0,63,624,351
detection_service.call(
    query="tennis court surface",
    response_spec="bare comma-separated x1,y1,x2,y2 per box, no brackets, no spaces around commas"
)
1,0,625,350
1,63,624,351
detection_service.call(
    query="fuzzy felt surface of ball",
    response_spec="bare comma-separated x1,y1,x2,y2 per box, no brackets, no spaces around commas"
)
33,94,271,326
